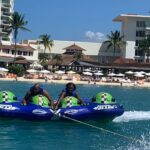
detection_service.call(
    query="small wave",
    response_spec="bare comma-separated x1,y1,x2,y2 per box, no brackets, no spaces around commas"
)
113,111,150,122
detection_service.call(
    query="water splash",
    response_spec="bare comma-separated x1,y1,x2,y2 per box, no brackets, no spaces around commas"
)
117,132,150,150
113,111,150,123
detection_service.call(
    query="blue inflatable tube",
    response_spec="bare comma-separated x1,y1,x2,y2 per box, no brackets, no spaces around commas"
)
0,102,53,121
0,101,124,121
55,102,124,121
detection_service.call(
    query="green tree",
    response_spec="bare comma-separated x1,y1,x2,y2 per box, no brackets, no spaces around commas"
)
138,35,150,62
7,11,30,59
103,30,126,57
39,34,53,63
8,65,25,77
73,52,83,61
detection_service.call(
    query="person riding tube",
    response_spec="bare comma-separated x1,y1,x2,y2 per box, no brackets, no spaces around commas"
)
22,83,54,109
55,82,84,109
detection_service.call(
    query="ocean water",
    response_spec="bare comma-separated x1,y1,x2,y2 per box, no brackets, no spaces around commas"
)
0,81,150,150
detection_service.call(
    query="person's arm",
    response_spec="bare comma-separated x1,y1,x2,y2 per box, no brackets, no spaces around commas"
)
76,92,85,105
43,90,54,109
22,91,31,105
55,92,66,109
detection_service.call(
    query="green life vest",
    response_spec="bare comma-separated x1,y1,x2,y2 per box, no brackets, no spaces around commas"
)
95,92,113,104
0,91,17,103
32,95,50,108
61,96,79,108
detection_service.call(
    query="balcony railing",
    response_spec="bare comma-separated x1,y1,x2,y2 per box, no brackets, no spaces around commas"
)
2,3,11,8
2,20,9,25
2,29,8,33
2,37,10,41
3,12,10,16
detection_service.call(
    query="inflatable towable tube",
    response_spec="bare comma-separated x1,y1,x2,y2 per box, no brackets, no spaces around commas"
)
61,96,79,108
32,95,50,107
0,92,124,121
0,91,17,103
0,93,53,120
55,93,124,120
95,92,115,104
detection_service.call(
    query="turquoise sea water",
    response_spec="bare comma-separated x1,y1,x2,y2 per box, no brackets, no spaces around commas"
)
0,81,150,150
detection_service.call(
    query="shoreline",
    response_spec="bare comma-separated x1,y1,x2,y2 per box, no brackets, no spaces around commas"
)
0,77,150,88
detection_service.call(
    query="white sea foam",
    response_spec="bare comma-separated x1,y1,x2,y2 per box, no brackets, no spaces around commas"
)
113,111,150,122
117,133,150,150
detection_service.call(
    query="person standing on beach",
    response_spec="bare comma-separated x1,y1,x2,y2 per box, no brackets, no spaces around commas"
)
22,83,54,109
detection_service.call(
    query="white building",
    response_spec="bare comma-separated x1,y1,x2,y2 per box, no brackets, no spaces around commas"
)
0,43,38,65
23,40,102,60
0,0,39,65
0,0,14,45
114,14,150,62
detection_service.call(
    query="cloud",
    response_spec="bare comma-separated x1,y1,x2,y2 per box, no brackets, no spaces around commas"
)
85,31,105,42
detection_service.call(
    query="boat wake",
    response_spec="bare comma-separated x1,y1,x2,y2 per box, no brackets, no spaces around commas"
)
113,111,150,122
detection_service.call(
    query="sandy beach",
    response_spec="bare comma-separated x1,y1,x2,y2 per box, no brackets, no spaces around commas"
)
0,77,150,88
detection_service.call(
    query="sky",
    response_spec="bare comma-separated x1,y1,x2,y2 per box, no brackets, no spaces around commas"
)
15,0,150,42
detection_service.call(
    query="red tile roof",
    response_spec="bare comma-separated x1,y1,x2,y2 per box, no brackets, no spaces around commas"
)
63,44,86,51
0,43,35,52
113,57,136,64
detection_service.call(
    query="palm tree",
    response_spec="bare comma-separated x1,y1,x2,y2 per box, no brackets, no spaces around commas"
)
39,34,53,63
138,35,150,62
7,11,30,59
103,30,126,57
73,52,83,61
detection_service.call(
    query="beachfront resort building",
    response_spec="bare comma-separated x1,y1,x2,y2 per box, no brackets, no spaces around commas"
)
0,0,14,44
0,0,39,66
23,40,101,60
113,14,150,62
24,14,150,64
1,11,150,71
0,43,38,66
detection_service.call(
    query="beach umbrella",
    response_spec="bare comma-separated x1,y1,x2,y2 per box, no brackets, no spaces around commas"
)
97,70,102,73
134,73,144,78
138,71,146,74
40,70,50,74
107,73,116,76
125,71,134,74
145,73,150,76
55,70,65,74
0,67,8,72
67,70,76,74
94,72,104,76
30,62,43,69
26,69,37,73
83,69,91,72
83,72,92,76
116,73,125,77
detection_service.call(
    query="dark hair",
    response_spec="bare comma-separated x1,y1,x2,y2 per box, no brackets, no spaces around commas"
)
30,83,41,91
66,82,76,90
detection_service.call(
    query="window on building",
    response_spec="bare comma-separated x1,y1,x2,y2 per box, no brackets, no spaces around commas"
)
23,51,27,56
12,50,15,54
136,21,146,27
135,49,144,56
2,0,10,4
135,40,143,46
2,49,10,54
146,21,150,28
18,51,22,55
29,52,33,56
136,30,145,37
